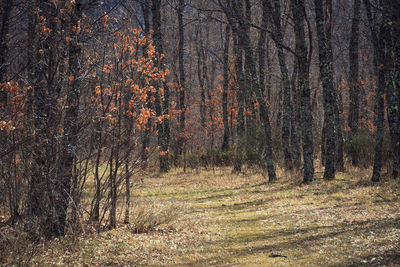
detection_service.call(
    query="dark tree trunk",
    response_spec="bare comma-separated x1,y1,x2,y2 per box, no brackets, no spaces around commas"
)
315,0,336,180
365,0,387,182
265,0,293,170
92,135,102,222
226,0,276,181
207,59,217,148
0,0,14,223
371,72,385,183
26,1,37,117
348,0,361,166
196,24,206,129
54,1,83,237
258,5,267,97
28,1,61,237
290,64,302,168
109,147,116,229
232,28,245,173
152,0,170,172
243,0,255,133
290,0,314,183
321,119,326,166
0,0,13,109
383,1,400,179
177,0,186,154
222,24,231,152
124,158,131,223
334,88,345,172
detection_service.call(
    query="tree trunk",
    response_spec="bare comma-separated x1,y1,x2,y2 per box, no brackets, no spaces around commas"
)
290,64,302,168
152,0,170,172
348,0,361,166
54,1,83,236
0,0,12,108
177,0,186,155
334,88,345,172
265,0,293,170
109,147,116,228
232,28,245,173
383,1,400,179
28,0,62,238
222,24,231,152
315,0,336,180
365,0,387,182
290,0,314,183
196,24,206,130
227,0,276,181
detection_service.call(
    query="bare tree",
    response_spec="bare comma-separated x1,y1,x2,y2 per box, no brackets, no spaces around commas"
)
315,0,336,180
290,0,314,183
348,0,361,166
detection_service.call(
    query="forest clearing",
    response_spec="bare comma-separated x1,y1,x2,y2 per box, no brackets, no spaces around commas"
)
2,166,399,266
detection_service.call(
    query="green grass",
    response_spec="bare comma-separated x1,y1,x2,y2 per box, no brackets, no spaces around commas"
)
3,167,400,266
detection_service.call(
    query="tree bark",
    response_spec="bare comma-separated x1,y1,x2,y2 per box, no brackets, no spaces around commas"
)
383,1,400,179
315,0,336,180
365,0,386,182
232,27,245,173
0,0,13,109
177,0,186,155
222,24,231,152
196,23,206,130
290,0,314,183
348,0,361,166
290,64,302,168
54,1,83,236
264,0,293,170
226,0,276,181
152,0,170,172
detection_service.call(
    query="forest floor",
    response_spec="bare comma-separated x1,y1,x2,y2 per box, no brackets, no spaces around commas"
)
3,166,400,266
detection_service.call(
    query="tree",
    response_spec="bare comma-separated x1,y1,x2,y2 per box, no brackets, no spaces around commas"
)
382,0,400,180
263,0,293,171
315,0,336,180
290,0,314,183
177,0,186,155
221,24,231,151
152,0,170,172
348,0,361,166
0,0,12,109
365,0,388,182
27,0,66,237
55,0,84,236
221,0,276,181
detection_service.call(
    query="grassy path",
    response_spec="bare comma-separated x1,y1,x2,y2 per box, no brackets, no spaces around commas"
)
20,168,400,266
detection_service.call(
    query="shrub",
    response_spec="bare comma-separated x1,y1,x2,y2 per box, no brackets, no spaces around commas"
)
219,148,236,166
240,123,270,169
344,130,392,168
186,151,201,170
0,225,37,265
180,146,236,170
344,131,375,167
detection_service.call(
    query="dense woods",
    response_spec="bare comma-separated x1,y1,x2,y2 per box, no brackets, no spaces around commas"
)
0,0,399,255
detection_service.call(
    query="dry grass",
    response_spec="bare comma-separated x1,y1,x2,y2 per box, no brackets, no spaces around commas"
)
127,200,181,234
1,166,400,266
0,225,38,265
